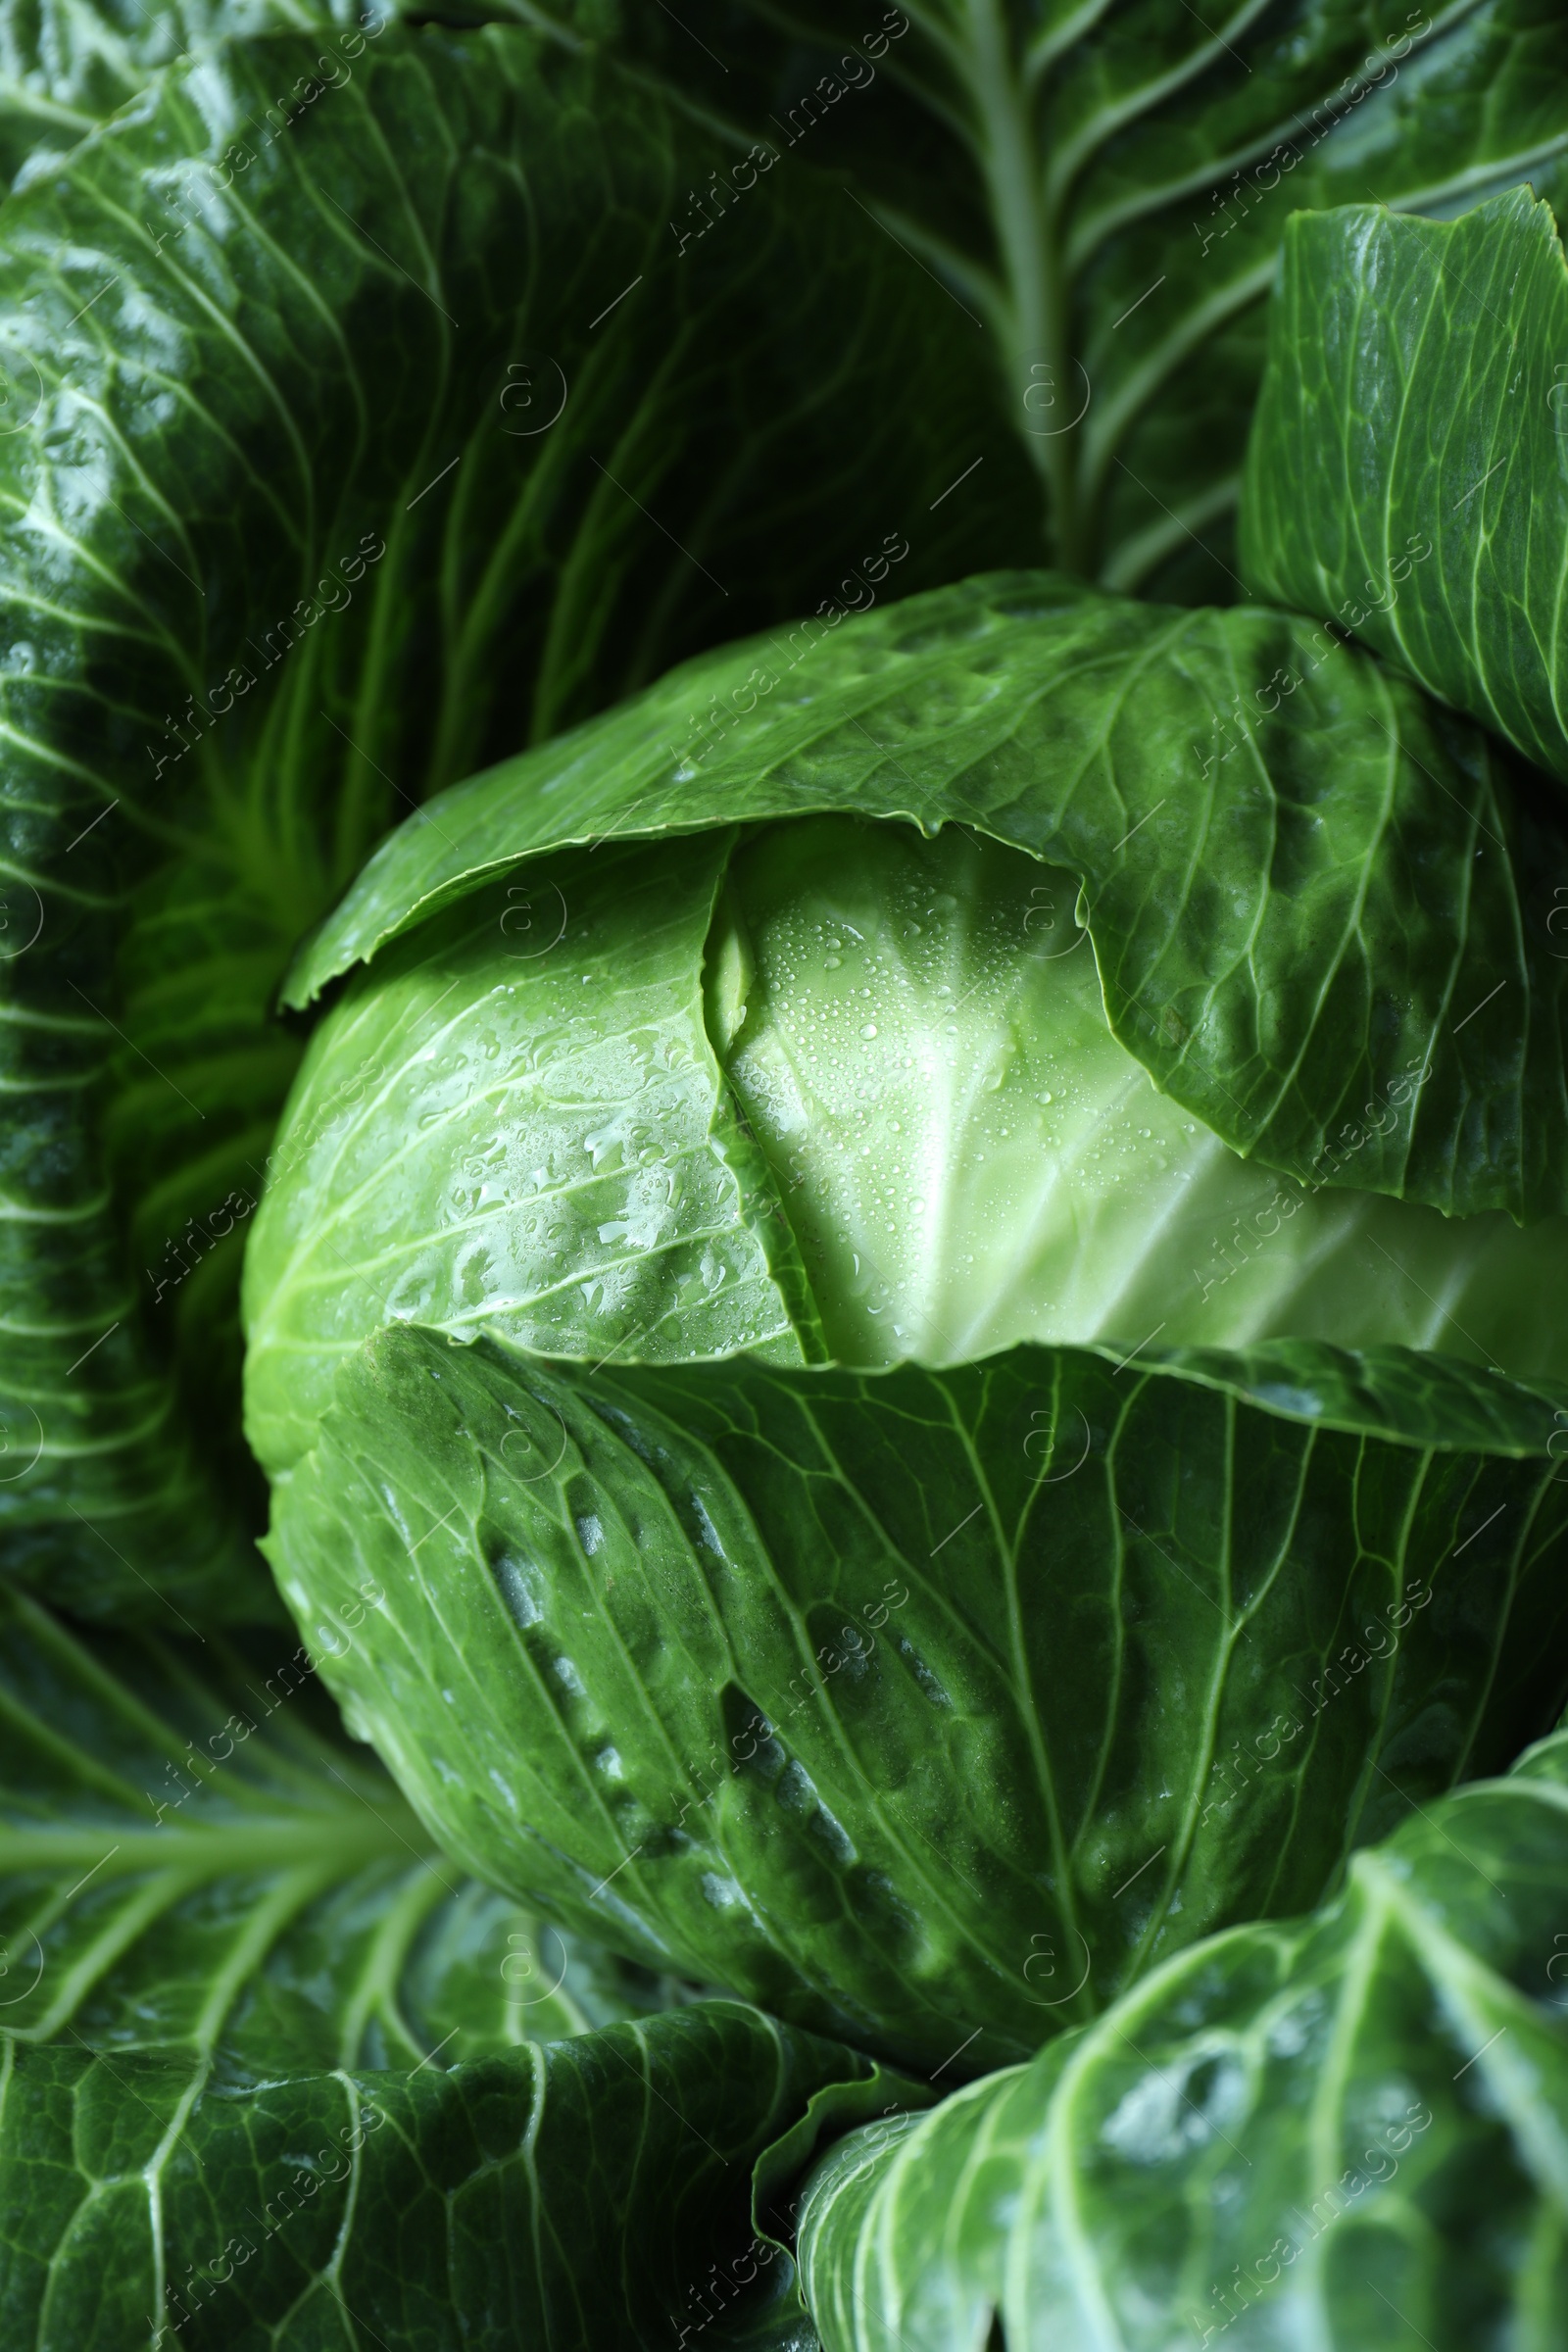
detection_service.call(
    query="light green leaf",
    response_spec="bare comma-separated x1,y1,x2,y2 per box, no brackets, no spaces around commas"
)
0,18,1030,1619
243,830,825,1480
281,574,1568,1225
710,814,1568,1382
1242,185,1568,794
508,0,1568,590
796,1724,1568,2350
249,801,1568,1449
263,1319,1568,2073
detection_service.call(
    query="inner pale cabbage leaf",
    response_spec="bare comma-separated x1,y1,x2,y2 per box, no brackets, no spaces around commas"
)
245,813,1568,1477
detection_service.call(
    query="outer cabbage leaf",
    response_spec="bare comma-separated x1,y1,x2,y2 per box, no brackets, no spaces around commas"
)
263,1319,1568,2074
0,19,1032,1620
282,574,1568,1224
497,0,1568,592
795,1723,1568,2351
2,2000,906,2348
0,0,391,192
1242,186,1568,794
0,1583,906,2349
0,1585,693,2081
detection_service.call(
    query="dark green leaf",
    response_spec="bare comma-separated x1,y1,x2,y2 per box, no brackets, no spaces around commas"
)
1242,185,1568,794
0,20,1031,1618
0,0,387,193
0,1584,692,2079
796,1723,1568,2350
1,1999,904,2349
0,1576,886,2348
508,0,1568,590
264,1320,1568,2072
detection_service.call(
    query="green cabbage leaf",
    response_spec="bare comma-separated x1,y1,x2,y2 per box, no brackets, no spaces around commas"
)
6,0,1568,2339
1243,186,1568,793
262,1320,1568,2072
0,1579,910,2346
278,577,1568,1233
498,0,1568,591
0,15,1023,1621
795,1720,1568,2351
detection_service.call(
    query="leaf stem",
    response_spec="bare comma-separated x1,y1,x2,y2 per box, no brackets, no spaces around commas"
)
959,0,1080,570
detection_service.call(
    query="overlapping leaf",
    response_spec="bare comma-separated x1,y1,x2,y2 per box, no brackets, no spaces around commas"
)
246,788,1568,1461
284,573,1568,1223
0,1586,695,2082
243,828,834,1479
0,1582,889,2349
1242,186,1568,795
505,0,1568,590
796,1723,1568,2351
266,1321,1568,2073
3,2000,902,2348
0,16,1032,1619
4,6,1568,2345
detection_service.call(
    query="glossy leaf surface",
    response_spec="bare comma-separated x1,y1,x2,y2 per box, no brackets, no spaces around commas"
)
266,1321,1568,2073
285,575,1568,1224
247,800,1568,1467
1243,187,1568,792
0,17,1028,1619
0,1582,906,2349
2,2001,894,2349
0,0,389,190
0,1585,693,2077
244,830,823,1479
796,1724,1568,2350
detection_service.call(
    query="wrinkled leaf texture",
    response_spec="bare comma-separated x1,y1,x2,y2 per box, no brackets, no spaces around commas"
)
267,1319,1568,2073
1242,186,1568,795
8,2,1568,2343
286,574,1568,1225
0,1582,911,2348
0,15,1032,1619
796,1720,1568,2351
0,0,377,189
0,1585,695,2078
5,2002,897,2349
